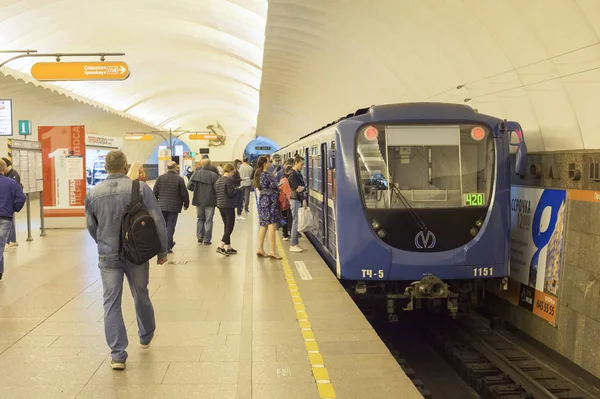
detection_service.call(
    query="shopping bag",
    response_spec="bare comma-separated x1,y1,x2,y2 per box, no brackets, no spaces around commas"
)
298,207,316,233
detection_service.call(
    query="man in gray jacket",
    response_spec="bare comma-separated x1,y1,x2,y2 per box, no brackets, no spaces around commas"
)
153,161,190,253
238,157,254,213
188,159,219,244
85,150,168,371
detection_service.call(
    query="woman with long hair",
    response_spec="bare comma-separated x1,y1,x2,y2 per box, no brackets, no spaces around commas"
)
138,166,147,182
254,156,282,259
127,161,142,180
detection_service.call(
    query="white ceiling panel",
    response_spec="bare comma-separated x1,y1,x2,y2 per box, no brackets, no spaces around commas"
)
0,0,268,143
258,0,600,151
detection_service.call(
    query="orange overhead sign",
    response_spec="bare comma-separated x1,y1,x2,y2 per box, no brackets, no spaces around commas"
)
31,62,130,81
124,135,153,141
189,134,217,140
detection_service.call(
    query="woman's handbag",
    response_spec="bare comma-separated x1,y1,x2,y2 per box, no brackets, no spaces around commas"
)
298,206,316,233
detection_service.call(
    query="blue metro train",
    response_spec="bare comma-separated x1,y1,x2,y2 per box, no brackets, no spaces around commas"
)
274,103,528,317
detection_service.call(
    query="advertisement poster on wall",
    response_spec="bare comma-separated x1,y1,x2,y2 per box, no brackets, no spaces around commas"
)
85,133,123,149
0,99,12,136
503,186,567,326
39,125,87,208
84,134,123,189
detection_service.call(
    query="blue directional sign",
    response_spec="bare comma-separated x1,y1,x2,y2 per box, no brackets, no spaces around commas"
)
18,120,32,136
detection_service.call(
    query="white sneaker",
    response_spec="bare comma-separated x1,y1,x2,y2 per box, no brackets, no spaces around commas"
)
110,360,126,370
290,246,303,253
236,216,246,221
8,242,17,248
139,335,154,349
282,236,290,241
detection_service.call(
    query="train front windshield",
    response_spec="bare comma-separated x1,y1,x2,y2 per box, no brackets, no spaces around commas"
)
357,124,495,210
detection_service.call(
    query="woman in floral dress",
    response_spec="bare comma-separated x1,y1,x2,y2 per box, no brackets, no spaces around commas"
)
254,156,282,259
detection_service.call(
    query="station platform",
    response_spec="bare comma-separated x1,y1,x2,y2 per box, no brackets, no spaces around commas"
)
0,199,422,399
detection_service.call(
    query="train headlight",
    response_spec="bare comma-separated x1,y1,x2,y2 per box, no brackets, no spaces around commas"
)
475,218,483,227
377,229,387,238
470,227,479,237
372,220,381,230
364,126,379,141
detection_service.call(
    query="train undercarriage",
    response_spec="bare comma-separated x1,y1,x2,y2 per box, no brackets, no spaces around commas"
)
347,276,508,322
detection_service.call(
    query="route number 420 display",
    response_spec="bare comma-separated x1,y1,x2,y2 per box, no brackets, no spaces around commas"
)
473,267,493,277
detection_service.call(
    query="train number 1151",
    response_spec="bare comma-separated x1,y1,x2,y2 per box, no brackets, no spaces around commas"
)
473,267,493,277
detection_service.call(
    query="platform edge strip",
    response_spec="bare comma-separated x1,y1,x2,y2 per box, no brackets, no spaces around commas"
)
276,238,337,399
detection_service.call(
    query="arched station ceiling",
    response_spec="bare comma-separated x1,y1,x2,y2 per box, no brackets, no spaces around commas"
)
0,0,267,140
257,0,600,152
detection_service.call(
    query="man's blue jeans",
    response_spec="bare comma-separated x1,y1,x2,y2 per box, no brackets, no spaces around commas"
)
196,205,215,243
290,199,302,246
8,215,16,243
162,211,178,250
99,258,155,362
0,219,11,274
242,186,252,212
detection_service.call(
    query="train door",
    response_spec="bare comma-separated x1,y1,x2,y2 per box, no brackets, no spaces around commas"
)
321,143,329,247
307,146,322,242
304,147,309,181
327,141,337,258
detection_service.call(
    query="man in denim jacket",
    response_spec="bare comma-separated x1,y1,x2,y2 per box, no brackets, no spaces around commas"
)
85,150,168,370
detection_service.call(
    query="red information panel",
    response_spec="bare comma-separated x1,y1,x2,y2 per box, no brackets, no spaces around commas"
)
532,290,558,326
40,125,86,207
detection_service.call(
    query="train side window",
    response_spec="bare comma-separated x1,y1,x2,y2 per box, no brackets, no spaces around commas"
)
312,156,322,192
310,146,320,192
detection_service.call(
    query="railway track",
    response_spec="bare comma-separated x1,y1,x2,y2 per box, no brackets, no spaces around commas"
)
362,303,478,399
420,314,596,399
359,297,598,399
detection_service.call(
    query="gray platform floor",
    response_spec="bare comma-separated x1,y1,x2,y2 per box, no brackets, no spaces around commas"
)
0,199,422,399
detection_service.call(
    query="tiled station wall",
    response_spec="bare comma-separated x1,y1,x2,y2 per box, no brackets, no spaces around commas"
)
486,151,600,378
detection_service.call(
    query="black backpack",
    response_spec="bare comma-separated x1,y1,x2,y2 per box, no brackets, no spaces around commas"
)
120,180,162,265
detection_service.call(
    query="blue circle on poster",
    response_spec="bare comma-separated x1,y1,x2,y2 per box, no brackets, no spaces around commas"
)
528,189,566,286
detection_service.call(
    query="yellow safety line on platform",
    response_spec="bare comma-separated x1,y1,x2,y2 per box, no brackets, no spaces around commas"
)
275,238,337,399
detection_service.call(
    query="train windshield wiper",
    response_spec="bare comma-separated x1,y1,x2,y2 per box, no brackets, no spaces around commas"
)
391,184,428,231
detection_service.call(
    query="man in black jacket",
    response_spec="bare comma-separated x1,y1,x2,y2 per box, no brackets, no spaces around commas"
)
153,162,189,253
2,157,21,249
188,159,219,245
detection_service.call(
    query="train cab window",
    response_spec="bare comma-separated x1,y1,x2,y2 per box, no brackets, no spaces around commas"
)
356,124,494,209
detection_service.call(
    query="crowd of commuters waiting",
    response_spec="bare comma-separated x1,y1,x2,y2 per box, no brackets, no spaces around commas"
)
0,149,308,370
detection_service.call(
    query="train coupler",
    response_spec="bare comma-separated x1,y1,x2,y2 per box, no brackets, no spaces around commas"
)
398,276,459,317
